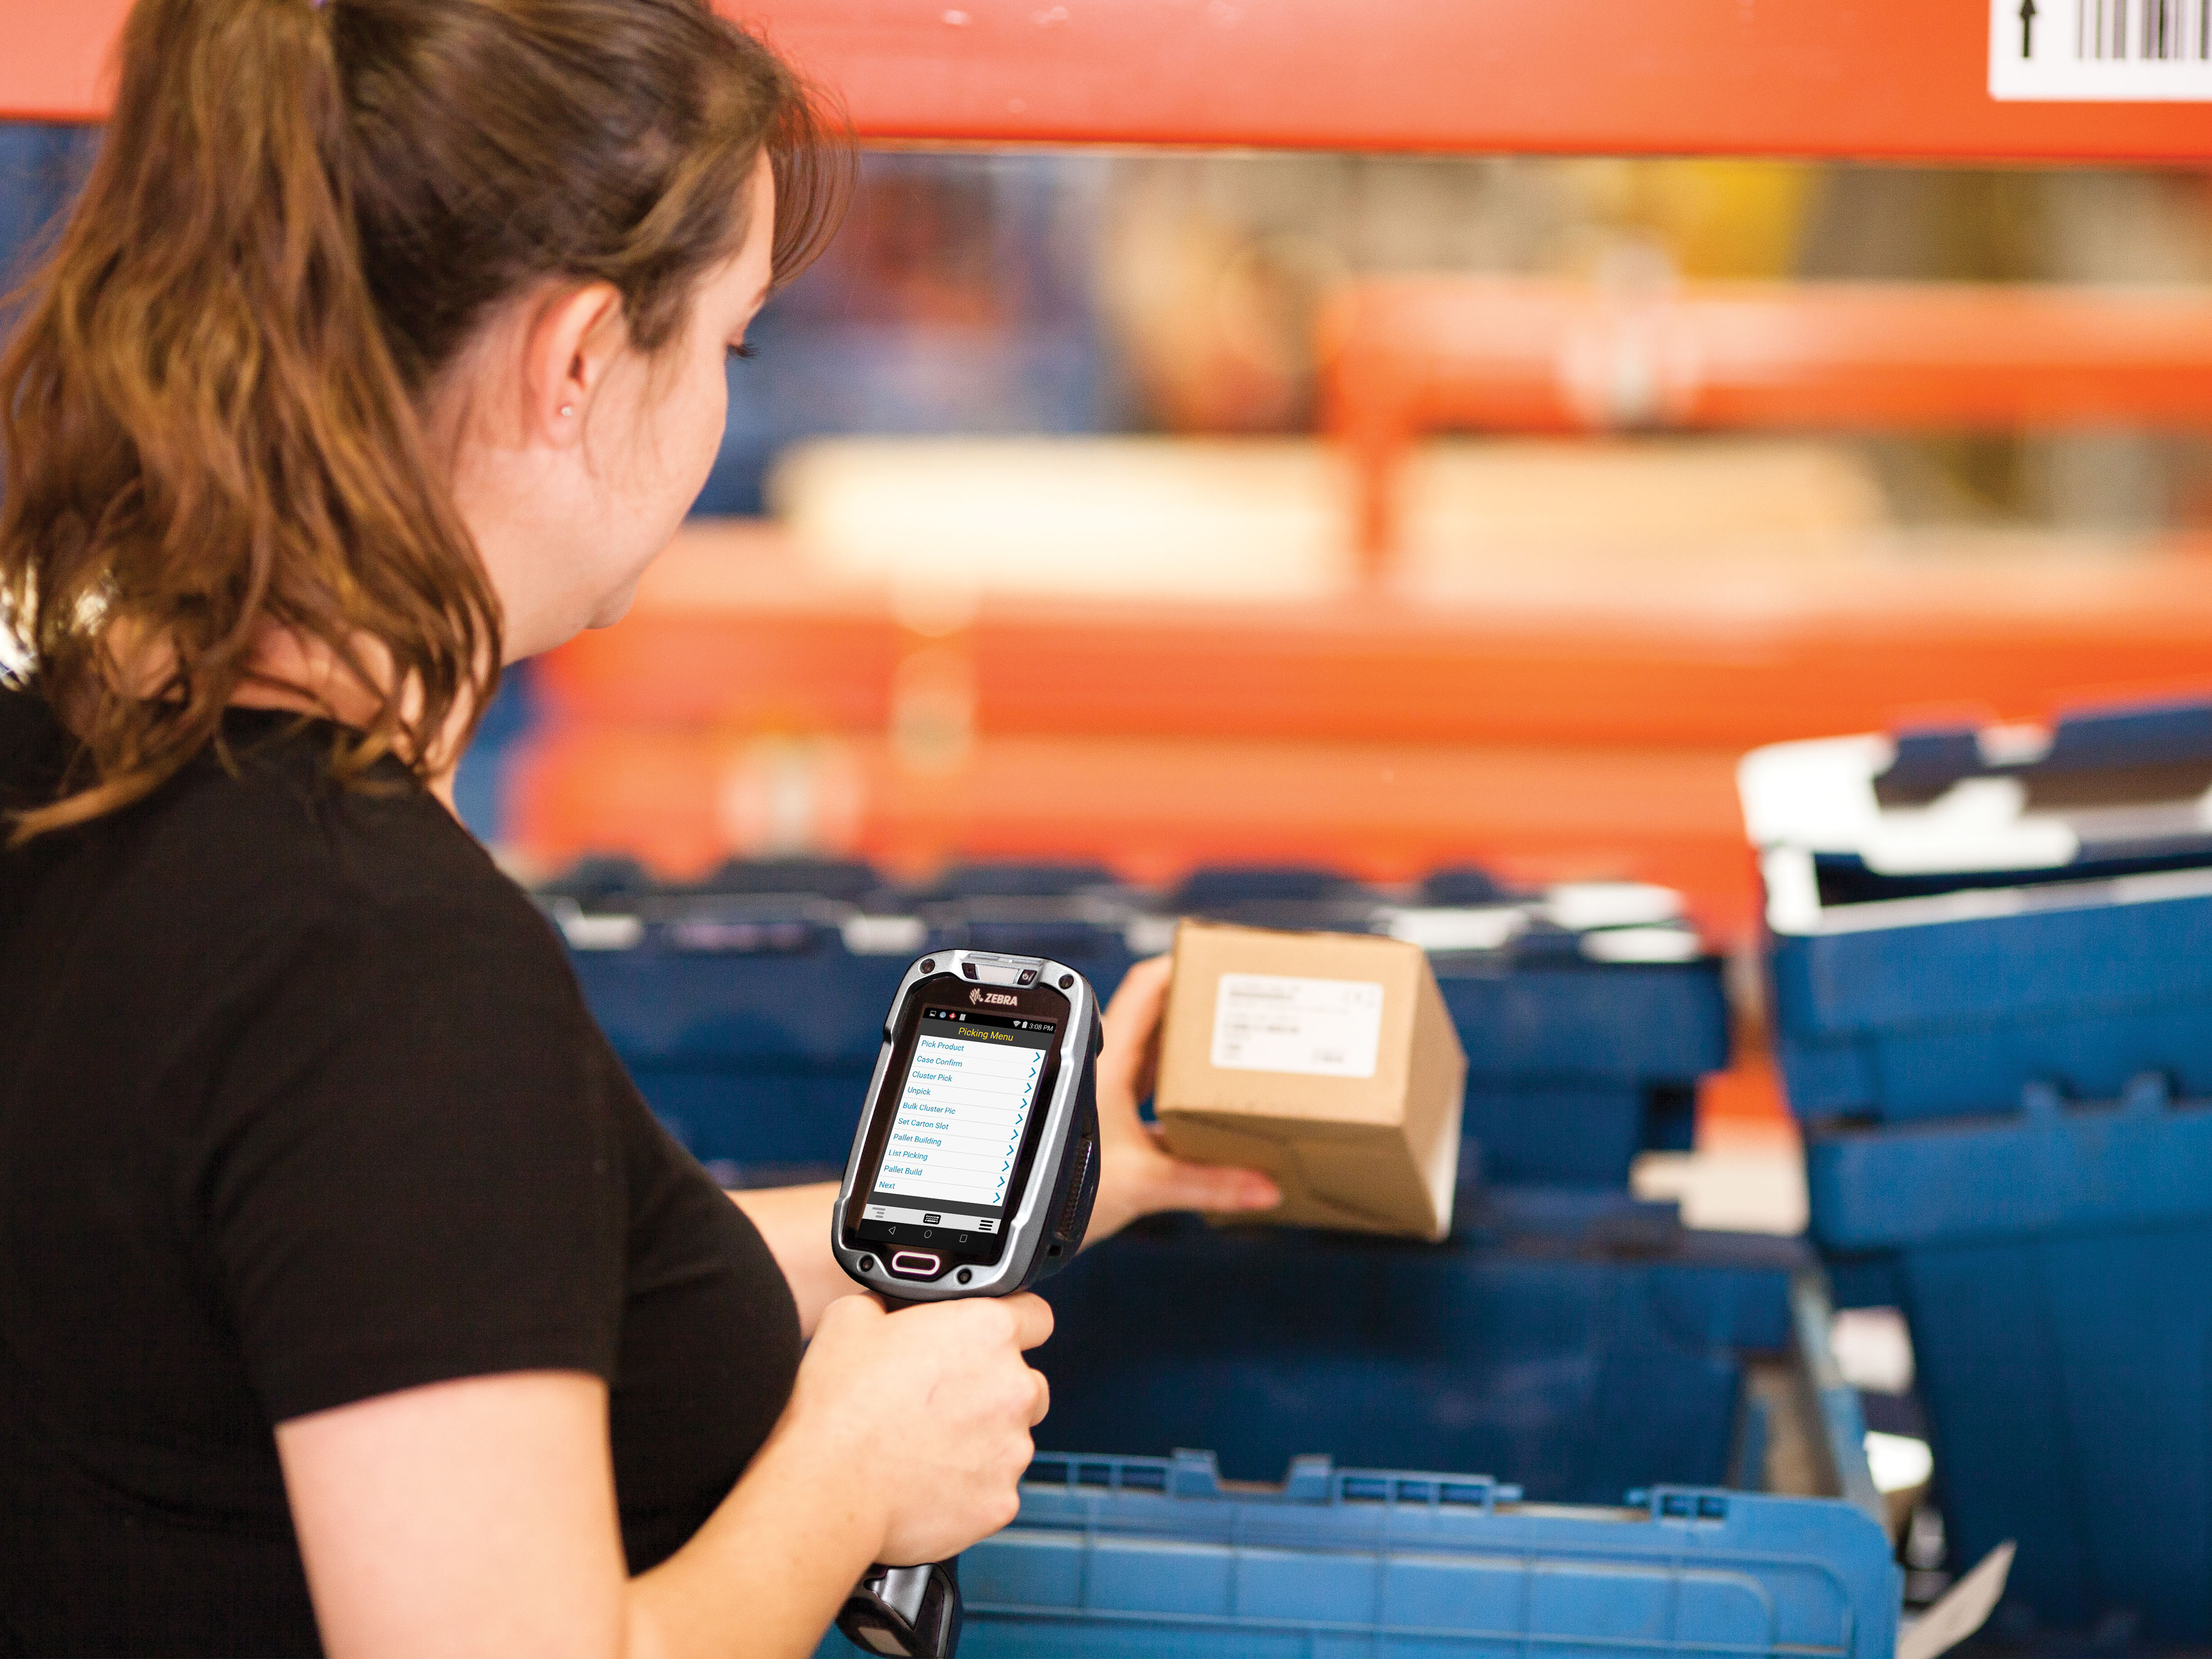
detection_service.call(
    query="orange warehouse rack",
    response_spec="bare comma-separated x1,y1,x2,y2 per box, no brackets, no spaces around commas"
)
11,0,2212,160
538,523,2212,751
1325,280,2212,563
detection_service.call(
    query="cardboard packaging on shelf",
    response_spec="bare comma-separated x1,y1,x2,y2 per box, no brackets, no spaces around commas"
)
1155,920,1468,1241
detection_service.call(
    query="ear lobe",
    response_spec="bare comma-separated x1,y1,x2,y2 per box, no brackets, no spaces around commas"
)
524,281,623,444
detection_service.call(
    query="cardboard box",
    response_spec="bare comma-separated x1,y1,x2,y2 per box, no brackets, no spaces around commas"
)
1155,920,1469,1241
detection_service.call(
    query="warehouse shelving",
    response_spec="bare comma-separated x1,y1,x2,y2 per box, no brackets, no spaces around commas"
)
12,0,2212,160
1327,279,2212,562
515,522,2212,942
20,0,2212,1115
544,523,2212,749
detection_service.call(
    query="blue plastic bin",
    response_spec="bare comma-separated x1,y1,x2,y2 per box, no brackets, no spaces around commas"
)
1769,885,2212,1123
1163,863,1389,933
1747,699,2212,1125
1805,1075,2212,1643
1435,950,1722,1184
818,1449,1899,1659
551,867,1139,1174
1032,1201,1811,1505
561,907,917,1176
684,857,889,902
550,860,1724,1191
1170,864,1378,910
906,861,1127,900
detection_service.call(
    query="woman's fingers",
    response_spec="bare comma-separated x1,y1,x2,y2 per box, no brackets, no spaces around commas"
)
1132,1140,1281,1215
1000,1292,1055,1352
1084,957,1283,1240
1089,1137,1282,1242
1097,955,1171,1109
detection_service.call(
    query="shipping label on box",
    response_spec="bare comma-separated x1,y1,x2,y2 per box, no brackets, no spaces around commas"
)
1156,920,1468,1241
1210,973,1386,1078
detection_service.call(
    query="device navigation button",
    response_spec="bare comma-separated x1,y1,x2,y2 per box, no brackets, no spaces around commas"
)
888,1250,943,1280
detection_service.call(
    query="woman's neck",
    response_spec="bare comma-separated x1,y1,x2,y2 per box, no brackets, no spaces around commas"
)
230,627,465,812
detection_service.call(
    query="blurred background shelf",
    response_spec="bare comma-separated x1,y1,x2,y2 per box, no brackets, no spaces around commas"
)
516,513,2212,946
18,0,2212,161
1325,280,2212,560
546,514,2212,747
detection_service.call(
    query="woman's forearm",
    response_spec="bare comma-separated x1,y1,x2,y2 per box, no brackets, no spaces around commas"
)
728,1183,852,1335
624,1408,880,1659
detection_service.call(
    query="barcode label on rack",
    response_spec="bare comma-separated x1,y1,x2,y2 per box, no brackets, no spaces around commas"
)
1991,0,2212,98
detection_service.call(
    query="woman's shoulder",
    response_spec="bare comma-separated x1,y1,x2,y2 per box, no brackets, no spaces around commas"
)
143,710,570,987
0,693,572,1000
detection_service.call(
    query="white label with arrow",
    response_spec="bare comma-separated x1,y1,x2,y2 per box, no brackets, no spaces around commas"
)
1991,0,2212,98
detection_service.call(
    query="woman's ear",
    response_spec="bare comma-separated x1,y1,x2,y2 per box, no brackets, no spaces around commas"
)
521,281,624,445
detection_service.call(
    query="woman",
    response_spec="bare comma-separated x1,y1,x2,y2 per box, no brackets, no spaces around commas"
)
0,1,1279,1653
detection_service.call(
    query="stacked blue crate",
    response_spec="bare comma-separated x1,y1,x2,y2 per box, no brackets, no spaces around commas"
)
1031,1195,1813,1505
548,858,1140,1180
551,857,1732,1191
550,866,916,1183
1425,908,1724,1186
1746,699,2212,1123
1163,863,1387,933
1806,1075,2212,1646
561,857,1883,1633
1400,874,1725,1188
815,1449,1899,1659
1746,696,2212,1644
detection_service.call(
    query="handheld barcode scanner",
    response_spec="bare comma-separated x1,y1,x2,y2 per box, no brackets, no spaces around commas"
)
831,949,1104,1659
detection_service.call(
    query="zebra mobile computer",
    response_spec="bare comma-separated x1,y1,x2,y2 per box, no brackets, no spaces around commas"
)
831,949,1104,1659
833,949,1104,1300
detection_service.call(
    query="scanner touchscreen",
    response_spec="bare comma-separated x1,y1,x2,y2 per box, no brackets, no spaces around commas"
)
861,1007,1057,1239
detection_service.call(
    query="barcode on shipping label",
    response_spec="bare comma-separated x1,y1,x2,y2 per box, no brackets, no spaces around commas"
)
1211,974,1384,1080
1991,0,2212,98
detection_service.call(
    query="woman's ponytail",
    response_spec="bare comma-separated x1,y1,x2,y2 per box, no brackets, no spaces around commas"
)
0,0,841,841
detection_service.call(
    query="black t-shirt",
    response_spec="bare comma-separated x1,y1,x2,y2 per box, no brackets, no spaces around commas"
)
0,688,802,1657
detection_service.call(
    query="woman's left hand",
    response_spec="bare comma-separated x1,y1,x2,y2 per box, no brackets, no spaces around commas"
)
1085,955,1281,1244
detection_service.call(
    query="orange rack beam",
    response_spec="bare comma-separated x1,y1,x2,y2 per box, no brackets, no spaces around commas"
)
12,0,2212,160
539,522,2212,750
518,522,2212,941
1325,279,2212,562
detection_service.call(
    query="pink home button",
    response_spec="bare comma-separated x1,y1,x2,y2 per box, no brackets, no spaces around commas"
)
889,1250,943,1280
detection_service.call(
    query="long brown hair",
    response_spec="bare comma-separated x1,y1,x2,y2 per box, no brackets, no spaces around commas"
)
0,0,844,841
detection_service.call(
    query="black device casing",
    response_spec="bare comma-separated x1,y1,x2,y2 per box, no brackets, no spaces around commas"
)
831,949,1103,1301
838,1561,962,1659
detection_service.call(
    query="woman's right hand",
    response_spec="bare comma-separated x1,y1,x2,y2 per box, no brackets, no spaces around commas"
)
784,1291,1054,1567
277,1289,1052,1659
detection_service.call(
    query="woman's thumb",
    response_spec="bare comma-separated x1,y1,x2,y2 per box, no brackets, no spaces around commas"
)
1156,1157,1281,1215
